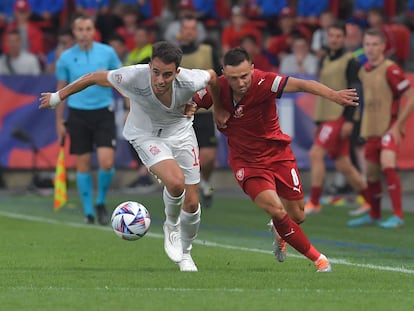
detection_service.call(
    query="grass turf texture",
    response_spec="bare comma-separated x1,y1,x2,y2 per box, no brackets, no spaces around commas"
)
0,191,413,311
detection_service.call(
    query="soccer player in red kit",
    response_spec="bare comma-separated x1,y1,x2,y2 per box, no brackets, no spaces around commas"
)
347,28,414,229
195,47,359,272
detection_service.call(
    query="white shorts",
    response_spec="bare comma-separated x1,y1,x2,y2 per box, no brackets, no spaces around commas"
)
130,129,200,185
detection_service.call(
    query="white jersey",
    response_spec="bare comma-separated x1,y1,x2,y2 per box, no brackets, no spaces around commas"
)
107,64,211,142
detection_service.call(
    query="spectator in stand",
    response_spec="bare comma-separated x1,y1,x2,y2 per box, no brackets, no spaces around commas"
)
265,7,312,66
221,5,262,55
107,33,128,64
239,34,273,72
115,4,140,51
117,0,152,20
311,9,335,59
296,0,329,27
28,0,65,31
279,35,318,76
2,0,45,65
163,0,207,46
124,26,152,66
45,27,76,74
0,29,41,75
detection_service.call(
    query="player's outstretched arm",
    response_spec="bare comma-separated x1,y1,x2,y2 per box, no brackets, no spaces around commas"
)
39,71,112,109
284,77,359,107
206,70,229,128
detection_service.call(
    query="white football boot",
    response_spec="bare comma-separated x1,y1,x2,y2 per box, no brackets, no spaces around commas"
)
163,222,183,263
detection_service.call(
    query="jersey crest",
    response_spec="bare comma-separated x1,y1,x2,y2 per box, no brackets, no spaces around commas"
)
236,168,245,181
234,105,244,118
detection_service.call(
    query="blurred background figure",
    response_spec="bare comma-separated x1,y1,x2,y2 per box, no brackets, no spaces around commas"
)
265,7,311,67
163,0,207,46
311,9,336,59
221,5,261,56
176,14,221,208
124,26,152,66
239,34,273,72
107,33,128,64
2,0,45,67
279,35,318,75
45,27,75,74
0,29,42,75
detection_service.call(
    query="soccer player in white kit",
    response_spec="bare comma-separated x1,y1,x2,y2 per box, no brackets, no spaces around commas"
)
39,41,220,272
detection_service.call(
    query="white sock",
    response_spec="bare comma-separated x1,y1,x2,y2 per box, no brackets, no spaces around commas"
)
180,204,201,254
163,187,185,226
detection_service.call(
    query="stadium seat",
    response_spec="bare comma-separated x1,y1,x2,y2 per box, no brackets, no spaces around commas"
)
388,23,411,67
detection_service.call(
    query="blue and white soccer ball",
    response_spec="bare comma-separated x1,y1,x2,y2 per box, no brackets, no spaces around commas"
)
111,201,151,241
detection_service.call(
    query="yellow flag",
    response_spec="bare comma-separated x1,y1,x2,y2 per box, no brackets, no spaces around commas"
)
54,137,67,210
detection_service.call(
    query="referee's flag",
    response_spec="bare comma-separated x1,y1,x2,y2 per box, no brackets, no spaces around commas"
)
54,136,67,211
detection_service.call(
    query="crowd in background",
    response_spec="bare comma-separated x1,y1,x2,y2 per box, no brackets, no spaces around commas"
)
0,0,414,76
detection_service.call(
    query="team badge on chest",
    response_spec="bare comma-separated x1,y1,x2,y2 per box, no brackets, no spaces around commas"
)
149,145,161,156
236,168,245,181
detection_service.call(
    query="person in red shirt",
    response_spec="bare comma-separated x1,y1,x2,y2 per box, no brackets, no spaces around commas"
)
2,0,45,65
221,5,262,55
195,47,358,271
239,34,274,72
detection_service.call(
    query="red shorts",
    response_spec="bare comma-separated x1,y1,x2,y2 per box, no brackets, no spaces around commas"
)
233,160,304,201
315,117,349,159
365,134,399,164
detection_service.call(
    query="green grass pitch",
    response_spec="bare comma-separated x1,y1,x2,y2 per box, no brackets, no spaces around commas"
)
0,190,413,311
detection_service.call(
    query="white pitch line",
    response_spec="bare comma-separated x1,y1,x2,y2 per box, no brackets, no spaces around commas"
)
1,211,413,275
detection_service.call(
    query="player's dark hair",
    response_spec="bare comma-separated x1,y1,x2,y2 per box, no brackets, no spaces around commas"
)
223,47,251,67
151,41,183,68
328,20,347,35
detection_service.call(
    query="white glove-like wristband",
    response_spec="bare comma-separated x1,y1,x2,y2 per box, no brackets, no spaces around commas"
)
49,92,62,109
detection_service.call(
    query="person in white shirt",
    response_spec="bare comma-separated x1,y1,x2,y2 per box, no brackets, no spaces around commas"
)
279,35,318,76
0,29,41,75
39,41,220,272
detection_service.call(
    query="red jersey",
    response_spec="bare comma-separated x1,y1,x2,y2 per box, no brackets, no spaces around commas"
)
196,69,295,169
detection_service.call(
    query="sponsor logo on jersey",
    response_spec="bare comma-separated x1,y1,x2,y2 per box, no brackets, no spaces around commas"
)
258,78,265,85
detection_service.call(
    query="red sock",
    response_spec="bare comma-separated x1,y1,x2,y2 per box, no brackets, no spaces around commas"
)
359,187,370,205
368,181,382,219
273,215,320,261
383,168,403,218
310,186,322,205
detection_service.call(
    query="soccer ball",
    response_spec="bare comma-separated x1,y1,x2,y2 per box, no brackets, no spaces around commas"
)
111,201,151,241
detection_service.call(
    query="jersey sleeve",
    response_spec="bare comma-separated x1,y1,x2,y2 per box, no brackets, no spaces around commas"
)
264,72,288,99
107,66,138,97
193,88,212,110
386,64,411,98
189,69,211,91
